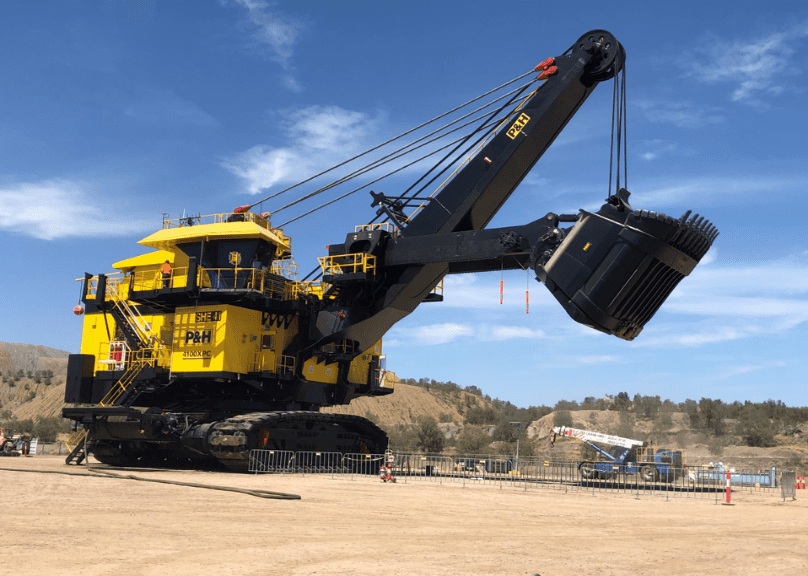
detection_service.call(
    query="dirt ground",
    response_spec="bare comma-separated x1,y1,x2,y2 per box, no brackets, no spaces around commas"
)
2,456,806,576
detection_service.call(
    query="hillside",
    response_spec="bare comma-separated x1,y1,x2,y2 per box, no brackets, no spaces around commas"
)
0,341,491,424
1,341,806,470
0,342,70,420
322,383,490,425
526,410,808,468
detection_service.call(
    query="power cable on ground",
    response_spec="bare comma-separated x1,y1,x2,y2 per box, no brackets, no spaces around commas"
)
0,461,301,501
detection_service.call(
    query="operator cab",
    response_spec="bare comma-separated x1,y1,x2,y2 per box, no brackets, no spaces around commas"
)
124,209,295,299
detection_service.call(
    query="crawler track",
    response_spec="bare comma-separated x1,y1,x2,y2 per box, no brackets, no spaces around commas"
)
87,412,388,472
207,412,388,472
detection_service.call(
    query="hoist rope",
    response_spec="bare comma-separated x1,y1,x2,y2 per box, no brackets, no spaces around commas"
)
608,64,628,196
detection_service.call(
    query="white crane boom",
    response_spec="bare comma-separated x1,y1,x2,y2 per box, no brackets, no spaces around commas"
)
550,426,644,449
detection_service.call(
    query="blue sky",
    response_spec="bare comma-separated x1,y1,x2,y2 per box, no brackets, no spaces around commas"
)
1,1,806,407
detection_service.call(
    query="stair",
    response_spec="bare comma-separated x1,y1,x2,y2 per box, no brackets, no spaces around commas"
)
108,281,160,348
64,430,87,465
99,361,146,406
65,279,166,465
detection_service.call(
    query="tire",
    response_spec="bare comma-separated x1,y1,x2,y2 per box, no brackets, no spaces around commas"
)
580,463,598,480
641,465,657,482
659,468,675,483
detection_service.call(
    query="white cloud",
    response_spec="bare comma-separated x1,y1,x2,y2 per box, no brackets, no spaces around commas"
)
390,320,547,346
637,325,756,348
231,0,303,67
665,295,808,318
630,174,808,210
635,99,724,128
632,256,808,347
0,179,152,240
637,139,677,162
688,26,808,104
123,89,219,126
281,74,304,94
223,105,385,194
521,174,551,187
699,249,717,266
715,360,787,379
679,259,808,298
412,322,474,344
485,325,545,340
576,355,621,365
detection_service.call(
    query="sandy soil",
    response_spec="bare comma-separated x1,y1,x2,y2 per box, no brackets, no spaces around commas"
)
2,456,806,576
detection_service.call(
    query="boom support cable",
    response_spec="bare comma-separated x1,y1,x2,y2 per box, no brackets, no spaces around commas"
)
246,69,538,212
273,103,513,217
276,125,494,227
278,77,540,228
398,82,540,224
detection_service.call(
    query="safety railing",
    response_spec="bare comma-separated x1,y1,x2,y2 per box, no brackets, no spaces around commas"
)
431,279,444,298
248,450,785,501
121,261,324,302
98,341,128,371
249,450,384,475
316,340,357,356
198,267,273,293
354,222,398,237
781,470,797,501
291,280,325,299
251,352,296,377
278,355,295,375
130,267,188,291
97,340,170,372
66,346,168,454
79,272,124,298
377,370,396,389
318,253,377,277
271,259,298,280
162,211,274,231
249,450,297,473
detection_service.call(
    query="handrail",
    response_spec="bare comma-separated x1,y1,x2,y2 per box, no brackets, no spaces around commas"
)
97,341,169,372
162,211,273,230
318,253,377,276
252,350,296,375
354,222,398,236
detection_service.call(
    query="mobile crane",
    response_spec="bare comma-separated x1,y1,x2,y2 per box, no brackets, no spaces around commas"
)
62,30,718,471
550,426,684,482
